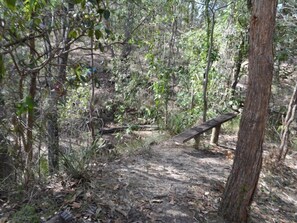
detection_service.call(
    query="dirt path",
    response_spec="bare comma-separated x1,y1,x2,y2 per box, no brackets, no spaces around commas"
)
4,133,296,223
94,141,229,222
90,137,296,223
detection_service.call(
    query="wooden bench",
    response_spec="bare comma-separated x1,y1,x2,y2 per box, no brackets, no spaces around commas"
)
172,113,237,149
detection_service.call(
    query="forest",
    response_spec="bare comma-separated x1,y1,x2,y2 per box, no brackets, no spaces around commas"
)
0,0,296,222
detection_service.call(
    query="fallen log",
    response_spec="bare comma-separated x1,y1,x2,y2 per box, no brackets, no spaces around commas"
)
100,125,159,134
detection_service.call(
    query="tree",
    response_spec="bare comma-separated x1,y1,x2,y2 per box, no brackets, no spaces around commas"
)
278,81,297,162
0,0,110,181
0,92,13,181
218,1,278,222
47,1,74,174
202,0,215,122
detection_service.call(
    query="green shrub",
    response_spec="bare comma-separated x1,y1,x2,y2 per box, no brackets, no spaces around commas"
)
12,205,39,223
61,138,105,180
166,110,201,135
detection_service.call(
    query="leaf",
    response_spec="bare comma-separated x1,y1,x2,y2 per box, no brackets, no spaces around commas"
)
103,10,110,20
98,42,104,52
97,8,105,14
16,104,26,116
113,184,120,190
29,0,36,12
68,30,78,39
85,191,92,199
33,18,42,27
88,29,94,38
64,193,77,204
95,30,103,40
94,24,102,30
4,0,16,10
25,96,35,110
71,202,81,209
105,28,112,36
80,0,86,8
16,96,35,115
72,0,83,4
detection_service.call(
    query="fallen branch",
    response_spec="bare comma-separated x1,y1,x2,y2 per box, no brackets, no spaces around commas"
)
100,125,159,134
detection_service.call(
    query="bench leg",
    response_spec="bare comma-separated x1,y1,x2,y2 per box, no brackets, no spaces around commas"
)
210,125,221,145
194,135,200,149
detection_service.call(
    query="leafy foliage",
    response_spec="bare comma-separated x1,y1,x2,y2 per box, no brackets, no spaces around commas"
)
61,138,105,180
12,205,39,223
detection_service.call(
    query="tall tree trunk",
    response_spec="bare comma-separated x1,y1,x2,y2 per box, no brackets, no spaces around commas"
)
47,97,59,173
0,97,13,181
23,36,38,185
47,3,73,173
202,1,215,122
89,35,96,142
190,0,195,27
218,1,277,222
121,1,134,60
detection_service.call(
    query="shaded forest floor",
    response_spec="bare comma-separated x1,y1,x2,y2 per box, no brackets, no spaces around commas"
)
1,132,297,223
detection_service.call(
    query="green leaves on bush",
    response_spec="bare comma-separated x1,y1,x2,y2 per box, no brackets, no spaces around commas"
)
4,0,17,10
16,96,36,116
12,205,40,223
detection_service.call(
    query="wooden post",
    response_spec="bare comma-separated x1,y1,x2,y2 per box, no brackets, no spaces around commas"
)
194,135,200,149
210,124,221,145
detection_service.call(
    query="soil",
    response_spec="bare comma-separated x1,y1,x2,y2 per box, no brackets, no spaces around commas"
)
87,135,297,223
0,132,296,223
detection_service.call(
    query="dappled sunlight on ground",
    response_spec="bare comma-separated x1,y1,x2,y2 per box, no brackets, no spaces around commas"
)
92,135,297,222
2,133,296,223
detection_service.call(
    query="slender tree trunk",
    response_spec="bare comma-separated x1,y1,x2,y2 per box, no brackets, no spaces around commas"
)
0,60,13,181
190,0,195,27
47,3,73,173
203,2,215,122
231,33,245,95
121,1,134,60
47,96,59,173
0,135,12,180
89,35,96,142
219,1,277,222
24,36,38,185
278,82,297,162
44,9,59,173
0,100,13,181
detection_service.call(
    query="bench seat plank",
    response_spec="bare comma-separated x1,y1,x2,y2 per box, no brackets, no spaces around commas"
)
173,113,237,144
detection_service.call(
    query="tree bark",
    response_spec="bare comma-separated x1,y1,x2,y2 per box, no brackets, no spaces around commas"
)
24,36,38,185
121,1,134,60
203,1,215,122
219,1,277,222
47,2,74,173
231,33,246,95
47,92,59,174
0,109,13,181
0,135,12,180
